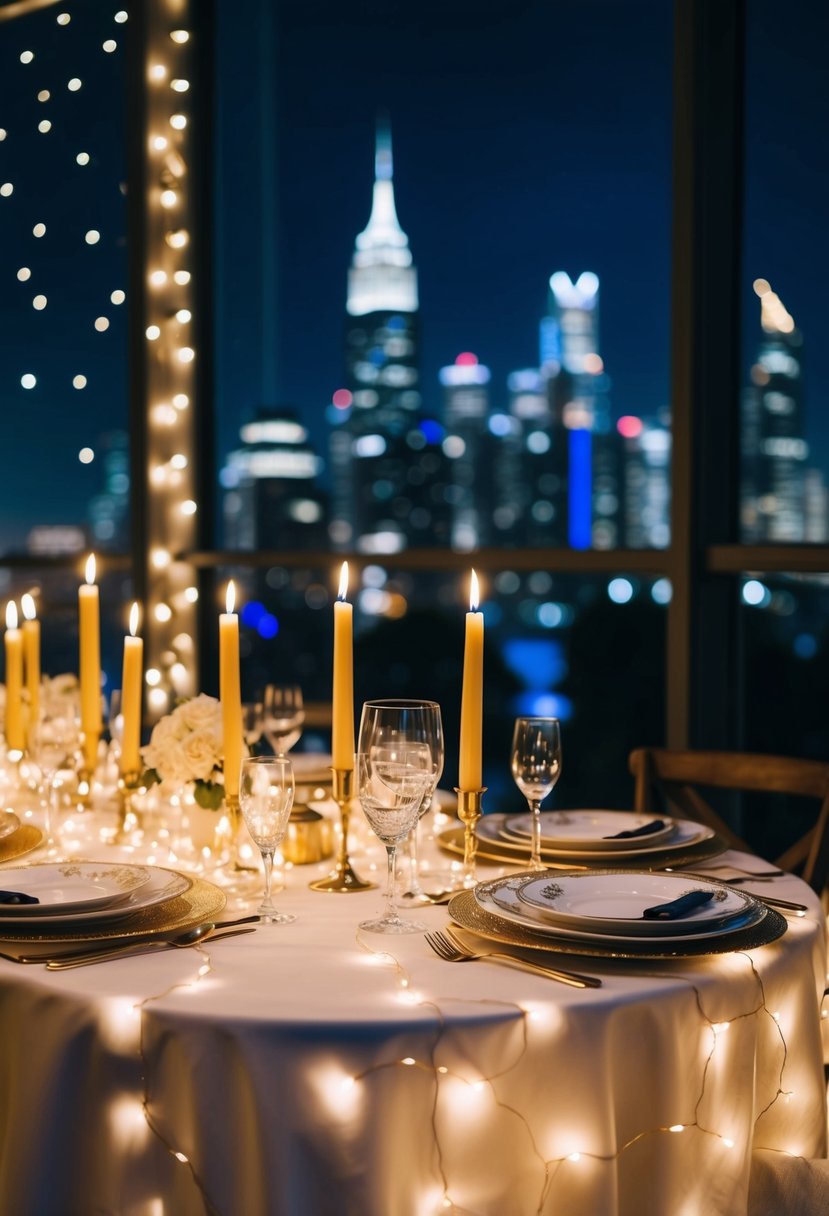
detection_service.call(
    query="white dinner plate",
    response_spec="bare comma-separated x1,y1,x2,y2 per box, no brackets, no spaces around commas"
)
476,813,715,861
515,871,755,936
0,865,191,927
0,862,151,918
474,873,766,945
503,810,675,850
0,812,20,841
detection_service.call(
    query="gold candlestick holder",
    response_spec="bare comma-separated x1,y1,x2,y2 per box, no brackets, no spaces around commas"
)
115,769,141,842
77,729,101,809
310,767,376,893
455,787,487,888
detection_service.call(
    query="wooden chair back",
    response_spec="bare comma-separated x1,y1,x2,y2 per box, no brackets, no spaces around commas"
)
628,747,829,895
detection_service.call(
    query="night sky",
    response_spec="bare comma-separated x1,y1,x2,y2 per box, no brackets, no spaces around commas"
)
0,0,826,551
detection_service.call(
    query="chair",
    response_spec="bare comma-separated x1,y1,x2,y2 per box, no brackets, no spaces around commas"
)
628,748,829,895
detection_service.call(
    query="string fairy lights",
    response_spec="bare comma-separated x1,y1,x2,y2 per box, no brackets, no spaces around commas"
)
140,0,199,714
55,892,825,1216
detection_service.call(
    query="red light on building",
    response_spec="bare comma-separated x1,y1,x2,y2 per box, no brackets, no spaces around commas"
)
455,352,478,366
617,415,643,439
332,388,353,409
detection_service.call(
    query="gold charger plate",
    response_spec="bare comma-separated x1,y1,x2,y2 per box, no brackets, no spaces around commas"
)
0,825,44,865
0,868,225,947
446,888,787,959
437,824,728,872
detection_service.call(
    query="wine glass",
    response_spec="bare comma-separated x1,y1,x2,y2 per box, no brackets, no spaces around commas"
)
239,756,296,924
241,702,264,751
355,750,432,934
511,717,562,870
29,707,81,849
360,700,444,903
262,685,304,756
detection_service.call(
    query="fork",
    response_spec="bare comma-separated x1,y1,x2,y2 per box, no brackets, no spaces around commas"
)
425,927,602,988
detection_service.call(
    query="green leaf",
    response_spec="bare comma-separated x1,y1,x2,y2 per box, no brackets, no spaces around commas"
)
142,768,161,788
193,780,224,811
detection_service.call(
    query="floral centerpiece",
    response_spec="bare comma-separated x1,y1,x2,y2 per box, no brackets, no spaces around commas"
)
141,694,226,809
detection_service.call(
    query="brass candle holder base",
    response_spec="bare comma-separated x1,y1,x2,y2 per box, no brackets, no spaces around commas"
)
310,767,376,893
455,786,487,888
115,770,141,842
77,729,101,809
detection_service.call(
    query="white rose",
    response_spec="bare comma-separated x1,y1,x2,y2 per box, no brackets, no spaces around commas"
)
142,714,186,775
178,694,221,733
181,728,222,782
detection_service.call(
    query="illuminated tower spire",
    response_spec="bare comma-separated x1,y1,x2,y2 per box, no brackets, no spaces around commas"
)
347,116,418,316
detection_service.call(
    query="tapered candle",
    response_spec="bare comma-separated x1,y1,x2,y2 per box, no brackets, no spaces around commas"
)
79,553,102,771
459,570,484,791
4,602,25,753
332,562,354,771
220,580,243,799
120,603,143,776
21,593,40,731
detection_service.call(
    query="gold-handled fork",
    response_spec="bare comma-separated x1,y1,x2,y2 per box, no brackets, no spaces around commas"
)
424,927,602,988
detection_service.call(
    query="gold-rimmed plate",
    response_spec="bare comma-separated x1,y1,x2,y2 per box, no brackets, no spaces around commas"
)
0,825,44,865
438,820,728,871
447,887,786,958
0,869,225,952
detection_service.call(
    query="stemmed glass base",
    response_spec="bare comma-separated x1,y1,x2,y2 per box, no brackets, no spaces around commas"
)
360,844,425,934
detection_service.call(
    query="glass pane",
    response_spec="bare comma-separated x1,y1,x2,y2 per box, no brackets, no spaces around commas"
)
214,0,672,552
739,572,828,858
0,561,133,717
740,0,829,541
200,565,667,809
0,2,129,557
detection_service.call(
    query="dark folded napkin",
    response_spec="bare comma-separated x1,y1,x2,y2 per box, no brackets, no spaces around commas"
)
604,818,666,840
0,889,39,906
642,890,714,920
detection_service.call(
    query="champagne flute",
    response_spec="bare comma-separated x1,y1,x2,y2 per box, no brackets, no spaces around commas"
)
239,756,296,923
262,685,304,756
510,717,562,870
355,750,431,934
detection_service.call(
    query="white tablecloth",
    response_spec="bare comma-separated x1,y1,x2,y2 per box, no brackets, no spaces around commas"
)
0,806,826,1216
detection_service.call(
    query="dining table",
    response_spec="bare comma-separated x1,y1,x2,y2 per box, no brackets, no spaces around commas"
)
0,794,826,1216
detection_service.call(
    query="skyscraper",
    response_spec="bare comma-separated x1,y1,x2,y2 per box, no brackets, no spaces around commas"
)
619,411,671,548
741,280,809,542
440,353,492,550
331,118,422,555
543,272,620,549
222,408,327,550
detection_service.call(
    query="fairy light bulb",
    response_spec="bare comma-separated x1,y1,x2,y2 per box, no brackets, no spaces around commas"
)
1,183,14,197
149,64,167,82
175,308,191,323
170,29,190,43
170,78,190,93
160,188,177,208
173,270,191,285
149,269,167,287
152,135,168,152
170,113,187,130
177,346,194,363
76,152,90,165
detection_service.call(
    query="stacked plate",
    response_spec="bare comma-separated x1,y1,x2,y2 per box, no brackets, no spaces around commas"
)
445,869,786,959
440,809,726,870
0,861,226,949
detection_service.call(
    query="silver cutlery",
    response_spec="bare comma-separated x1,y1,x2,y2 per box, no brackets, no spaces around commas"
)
669,873,809,914
8,914,262,966
425,926,602,988
44,924,257,969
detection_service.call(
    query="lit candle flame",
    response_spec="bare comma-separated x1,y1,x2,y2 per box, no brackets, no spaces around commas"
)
21,593,36,622
5,601,18,630
338,561,349,602
129,602,140,637
469,569,480,612
85,553,96,585
226,580,236,615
